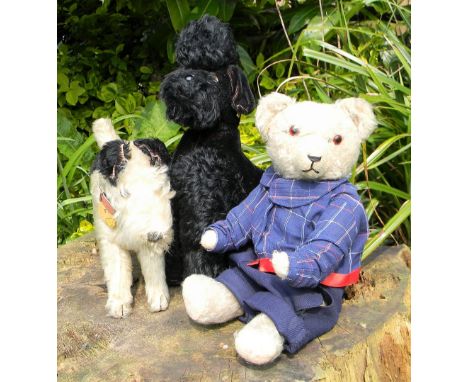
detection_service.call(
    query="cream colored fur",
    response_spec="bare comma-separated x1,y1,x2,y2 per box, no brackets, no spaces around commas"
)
93,118,120,149
182,274,243,324
234,313,284,365
255,92,377,181
200,229,217,251
91,118,175,318
271,250,289,279
188,93,377,365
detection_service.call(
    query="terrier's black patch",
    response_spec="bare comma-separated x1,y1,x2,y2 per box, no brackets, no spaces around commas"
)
91,140,131,186
134,138,171,167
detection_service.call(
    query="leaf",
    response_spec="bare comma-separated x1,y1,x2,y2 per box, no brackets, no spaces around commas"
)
260,75,276,90
237,45,256,83
362,200,411,260
256,53,265,70
275,62,285,78
98,83,119,103
139,66,153,74
218,0,236,21
355,181,410,200
356,134,410,175
115,97,128,115
130,101,181,144
197,0,219,17
166,0,190,32
57,111,84,159
167,35,176,64
65,91,79,106
58,72,69,92
288,6,316,34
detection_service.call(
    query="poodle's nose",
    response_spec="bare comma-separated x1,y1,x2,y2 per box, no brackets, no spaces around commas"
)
147,232,163,242
307,155,322,163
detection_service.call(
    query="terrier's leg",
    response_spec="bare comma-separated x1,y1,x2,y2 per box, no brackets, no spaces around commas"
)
235,313,284,365
99,240,133,318
182,274,243,324
138,247,170,312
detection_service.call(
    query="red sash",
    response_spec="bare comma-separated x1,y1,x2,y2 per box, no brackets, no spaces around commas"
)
248,258,360,287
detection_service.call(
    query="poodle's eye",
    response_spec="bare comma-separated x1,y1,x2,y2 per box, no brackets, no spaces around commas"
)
333,135,343,145
185,75,193,81
289,126,299,136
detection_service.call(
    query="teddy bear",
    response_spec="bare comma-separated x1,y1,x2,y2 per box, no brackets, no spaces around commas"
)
181,92,377,364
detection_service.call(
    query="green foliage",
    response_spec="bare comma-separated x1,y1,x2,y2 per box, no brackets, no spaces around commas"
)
57,0,411,256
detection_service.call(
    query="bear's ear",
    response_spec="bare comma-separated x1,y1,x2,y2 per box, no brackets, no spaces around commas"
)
226,65,256,115
255,92,295,140
335,98,377,141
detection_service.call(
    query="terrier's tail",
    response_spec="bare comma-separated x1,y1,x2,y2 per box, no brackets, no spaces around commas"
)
92,118,120,148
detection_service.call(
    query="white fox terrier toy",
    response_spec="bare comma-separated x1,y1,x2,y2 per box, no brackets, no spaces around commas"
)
90,118,175,318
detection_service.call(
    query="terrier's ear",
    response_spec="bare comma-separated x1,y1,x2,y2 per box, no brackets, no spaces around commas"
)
335,98,377,141
226,65,256,115
255,92,295,140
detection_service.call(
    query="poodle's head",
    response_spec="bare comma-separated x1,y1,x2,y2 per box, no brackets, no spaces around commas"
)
160,15,255,130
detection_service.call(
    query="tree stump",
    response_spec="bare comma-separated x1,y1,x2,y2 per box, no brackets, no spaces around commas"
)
57,234,410,381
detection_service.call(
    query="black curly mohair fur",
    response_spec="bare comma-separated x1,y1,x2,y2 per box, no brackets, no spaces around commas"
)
160,15,262,283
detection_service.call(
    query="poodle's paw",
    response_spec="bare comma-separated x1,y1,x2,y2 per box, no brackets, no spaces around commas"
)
272,250,289,280
182,274,243,324
147,286,170,312
106,297,133,318
200,229,218,251
234,313,284,365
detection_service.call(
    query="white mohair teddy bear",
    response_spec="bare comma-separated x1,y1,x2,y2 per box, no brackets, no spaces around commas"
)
182,93,377,364
90,119,175,318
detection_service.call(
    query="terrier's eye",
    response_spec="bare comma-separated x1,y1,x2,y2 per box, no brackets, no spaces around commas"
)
289,126,299,136
333,135,343,145
185,75,193,81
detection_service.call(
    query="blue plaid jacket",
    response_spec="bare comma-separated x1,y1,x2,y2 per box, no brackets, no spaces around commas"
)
208,166,369,288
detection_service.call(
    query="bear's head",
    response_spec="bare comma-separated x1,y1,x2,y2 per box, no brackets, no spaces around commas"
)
255,92,377,180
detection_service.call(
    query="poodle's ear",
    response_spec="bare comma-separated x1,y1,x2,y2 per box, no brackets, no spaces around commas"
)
226,65,255,115
335,98,377,141
255,92,295,140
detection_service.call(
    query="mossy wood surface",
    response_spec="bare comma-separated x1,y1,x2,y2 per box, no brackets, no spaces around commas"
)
58,235,410,381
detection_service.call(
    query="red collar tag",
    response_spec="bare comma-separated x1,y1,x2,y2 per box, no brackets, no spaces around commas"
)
99,192,116,215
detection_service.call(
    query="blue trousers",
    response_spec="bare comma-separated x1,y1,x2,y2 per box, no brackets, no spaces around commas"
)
217,248,344,354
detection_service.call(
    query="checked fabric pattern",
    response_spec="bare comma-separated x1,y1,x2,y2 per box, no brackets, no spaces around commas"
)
208,166,369,288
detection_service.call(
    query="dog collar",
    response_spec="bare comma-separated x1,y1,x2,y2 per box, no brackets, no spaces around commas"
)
98,192,117,229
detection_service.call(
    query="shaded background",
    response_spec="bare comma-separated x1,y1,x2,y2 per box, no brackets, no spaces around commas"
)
57,0,411,261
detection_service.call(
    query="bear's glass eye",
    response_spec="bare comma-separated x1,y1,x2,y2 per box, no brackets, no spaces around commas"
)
333,135,343,145
185,75,193,81
289,126,299,136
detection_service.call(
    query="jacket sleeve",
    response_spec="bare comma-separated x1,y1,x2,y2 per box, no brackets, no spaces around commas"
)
207,184,264,254
285,193,362,288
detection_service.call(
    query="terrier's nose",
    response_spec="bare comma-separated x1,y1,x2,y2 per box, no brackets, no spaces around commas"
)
147,232,163,242
307,155,322,163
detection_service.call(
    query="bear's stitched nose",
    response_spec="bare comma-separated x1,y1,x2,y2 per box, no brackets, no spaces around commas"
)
147,232,163,242
307,155,322,163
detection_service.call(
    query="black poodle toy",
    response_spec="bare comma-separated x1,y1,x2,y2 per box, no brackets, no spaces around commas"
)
160,15,262,283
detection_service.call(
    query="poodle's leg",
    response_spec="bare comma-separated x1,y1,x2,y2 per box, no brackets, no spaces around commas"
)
138,247,170,312
235,313,284,365
182,274,243,324
99,239,133,318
